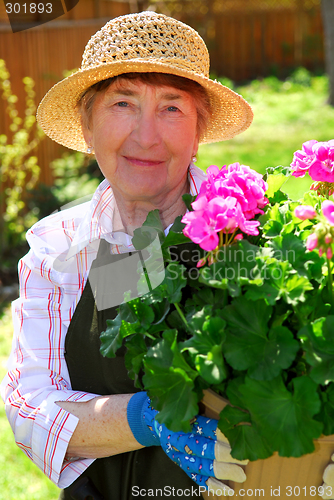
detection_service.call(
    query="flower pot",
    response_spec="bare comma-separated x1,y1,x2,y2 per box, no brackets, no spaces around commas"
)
201,389,334,500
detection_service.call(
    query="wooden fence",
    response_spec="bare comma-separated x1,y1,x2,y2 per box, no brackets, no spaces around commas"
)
0,0,324,186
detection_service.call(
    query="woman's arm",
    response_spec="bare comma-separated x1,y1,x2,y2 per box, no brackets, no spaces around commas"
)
0,210,102,488
56,394,144,459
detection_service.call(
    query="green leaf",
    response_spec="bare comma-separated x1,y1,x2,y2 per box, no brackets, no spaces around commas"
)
222,298,298,379
245,258,313,306
182,193,197,211
143,329,199,432
161,215,189,250
299,190,323,208
181,307,227,384
268,190,289,204
198,241,262,295
281,272,313,305
315,384,334,435
262,202,296,238
218,406,272,461
247,326,299,380
264,165,292,180
244,282,280,305
151,299,170,325
298,316,334,384
164,262,187,303
132,209,165,250
100,314,139,358
267,230,323,284
222,297,272,343
124,333,147,386
121,299,155,330
265,170,289,199
238,376,323,457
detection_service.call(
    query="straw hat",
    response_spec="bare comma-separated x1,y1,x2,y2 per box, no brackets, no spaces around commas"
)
37,11,253,152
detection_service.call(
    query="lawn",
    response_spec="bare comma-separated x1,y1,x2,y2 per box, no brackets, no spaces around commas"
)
1,70,334,499
197,72,334,200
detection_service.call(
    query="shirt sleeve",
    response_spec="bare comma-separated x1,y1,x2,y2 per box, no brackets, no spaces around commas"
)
0,217,99,488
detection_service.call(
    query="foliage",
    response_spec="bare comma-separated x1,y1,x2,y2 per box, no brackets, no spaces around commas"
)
100,160,334,462
197,70,334,201
0,59,44,260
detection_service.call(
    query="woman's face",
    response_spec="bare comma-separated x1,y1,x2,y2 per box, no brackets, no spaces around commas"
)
83,77,199,203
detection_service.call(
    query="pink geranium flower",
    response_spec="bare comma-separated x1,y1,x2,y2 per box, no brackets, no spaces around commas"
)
291,140,318,178
291,139,334,183
182,164,264,251
322,200,334,225
294,205,317,220
197,163,268,220
308,141,334,183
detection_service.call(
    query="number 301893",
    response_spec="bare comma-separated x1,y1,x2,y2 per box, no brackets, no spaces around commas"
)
5,3,52,13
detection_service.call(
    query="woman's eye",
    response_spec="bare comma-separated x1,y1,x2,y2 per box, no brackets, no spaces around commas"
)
115,101,128,107
167,106,179,112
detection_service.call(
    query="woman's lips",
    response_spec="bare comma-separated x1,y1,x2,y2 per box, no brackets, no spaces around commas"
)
124,156,164,167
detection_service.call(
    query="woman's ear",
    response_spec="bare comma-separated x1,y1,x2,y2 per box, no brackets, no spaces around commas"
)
81,115,93,150
192,137,199,159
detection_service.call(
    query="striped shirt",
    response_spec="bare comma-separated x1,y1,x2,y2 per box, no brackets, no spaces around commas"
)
0,164,206,489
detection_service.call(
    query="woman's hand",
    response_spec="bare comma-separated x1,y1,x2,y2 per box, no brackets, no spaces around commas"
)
127,392,248,494
320,455,334,499
56,394,145,459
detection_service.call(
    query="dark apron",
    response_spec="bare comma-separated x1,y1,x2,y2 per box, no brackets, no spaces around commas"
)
59,239,204,500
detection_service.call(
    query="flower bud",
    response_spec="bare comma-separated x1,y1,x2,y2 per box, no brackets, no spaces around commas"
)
319,247,323,257
294,205,317,220
325,234,333,245
234,234,244,241
208,254,215,266
306,233,318,252
327,247,333,259
196,257,207,268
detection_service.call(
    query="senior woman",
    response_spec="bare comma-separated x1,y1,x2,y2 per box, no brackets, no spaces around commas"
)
1,11,253,500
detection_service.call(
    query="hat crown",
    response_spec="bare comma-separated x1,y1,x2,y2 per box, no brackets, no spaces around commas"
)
81,11,210,77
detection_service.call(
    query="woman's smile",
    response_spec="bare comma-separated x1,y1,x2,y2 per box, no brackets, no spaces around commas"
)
123,156,165,167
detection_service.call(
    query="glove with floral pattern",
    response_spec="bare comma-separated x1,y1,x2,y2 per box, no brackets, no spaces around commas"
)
127,392,247,494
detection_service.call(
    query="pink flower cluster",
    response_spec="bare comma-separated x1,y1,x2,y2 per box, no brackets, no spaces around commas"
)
181,163,268,251
294,201,334,259
291,139,334,182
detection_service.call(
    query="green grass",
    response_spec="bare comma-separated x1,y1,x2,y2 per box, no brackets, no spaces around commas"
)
0,303,60,500
197,74,334,200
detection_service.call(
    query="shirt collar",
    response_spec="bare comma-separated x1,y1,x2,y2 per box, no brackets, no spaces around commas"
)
66,163,206,259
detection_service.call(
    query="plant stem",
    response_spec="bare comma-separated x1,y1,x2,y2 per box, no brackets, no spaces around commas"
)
219,231,223,248
327,257,334,313
174,302,190,332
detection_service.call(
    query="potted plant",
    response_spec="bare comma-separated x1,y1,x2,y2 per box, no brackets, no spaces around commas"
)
100,140,334,499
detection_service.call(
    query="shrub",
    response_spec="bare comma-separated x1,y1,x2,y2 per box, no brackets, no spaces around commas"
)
0,59,44,265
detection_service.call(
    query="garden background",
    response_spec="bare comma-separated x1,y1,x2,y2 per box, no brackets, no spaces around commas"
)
1,0,334,498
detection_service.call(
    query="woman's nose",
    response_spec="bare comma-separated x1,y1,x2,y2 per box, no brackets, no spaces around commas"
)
131,109,161,150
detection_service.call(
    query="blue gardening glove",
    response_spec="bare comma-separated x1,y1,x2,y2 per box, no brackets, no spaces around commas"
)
127,392,247,494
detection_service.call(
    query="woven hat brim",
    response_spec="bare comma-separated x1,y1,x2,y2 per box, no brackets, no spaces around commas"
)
37,60,253,153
